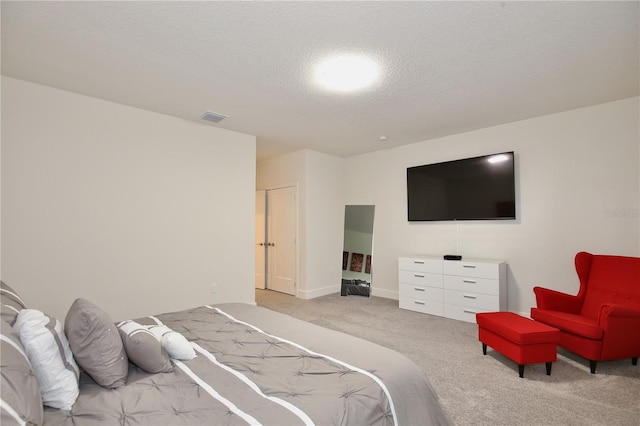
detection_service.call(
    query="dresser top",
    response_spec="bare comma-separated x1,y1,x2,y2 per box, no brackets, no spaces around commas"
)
400,255,505,264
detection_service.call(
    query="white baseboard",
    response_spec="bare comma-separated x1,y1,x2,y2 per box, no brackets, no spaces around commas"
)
371,287,399,300
297,284,341,299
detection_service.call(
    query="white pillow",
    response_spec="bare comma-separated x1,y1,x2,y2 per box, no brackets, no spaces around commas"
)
14,309,79,410
148,325,196,361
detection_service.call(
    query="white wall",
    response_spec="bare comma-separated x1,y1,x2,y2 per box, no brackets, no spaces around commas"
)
1,77,257,321
0,75,2,281
257,149,345,298
344,97,640,313
303,150,345,297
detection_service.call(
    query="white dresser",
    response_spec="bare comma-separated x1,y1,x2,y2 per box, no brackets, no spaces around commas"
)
398,256,507,323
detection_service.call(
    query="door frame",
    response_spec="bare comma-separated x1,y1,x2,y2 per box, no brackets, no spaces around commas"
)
255,190,266,290
256,183,299,297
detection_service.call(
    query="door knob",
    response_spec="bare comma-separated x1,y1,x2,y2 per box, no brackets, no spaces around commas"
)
267,242,275,246
258,242,265,246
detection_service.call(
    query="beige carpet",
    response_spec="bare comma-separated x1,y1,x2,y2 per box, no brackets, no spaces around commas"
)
256,290,640,426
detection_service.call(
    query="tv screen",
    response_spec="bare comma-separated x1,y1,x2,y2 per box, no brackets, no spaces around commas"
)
407,151,516,221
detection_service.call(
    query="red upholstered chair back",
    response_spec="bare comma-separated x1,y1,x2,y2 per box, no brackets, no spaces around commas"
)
579,252,640,319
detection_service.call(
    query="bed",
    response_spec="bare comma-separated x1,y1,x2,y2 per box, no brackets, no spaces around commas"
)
1,282,453,425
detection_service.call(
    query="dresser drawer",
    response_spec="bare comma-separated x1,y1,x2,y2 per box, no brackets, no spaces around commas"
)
399,270,443,287
444,260,502,279
399,257,442,274
443,289,499,310
399,283,443,302
442,303,493,323
443,275,499,295
400,298,444,317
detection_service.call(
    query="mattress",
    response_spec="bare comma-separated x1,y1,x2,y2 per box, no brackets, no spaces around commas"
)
41,303,452,425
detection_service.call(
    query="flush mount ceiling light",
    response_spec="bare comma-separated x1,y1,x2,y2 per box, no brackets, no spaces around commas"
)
488,154,509,164
313,54,380,93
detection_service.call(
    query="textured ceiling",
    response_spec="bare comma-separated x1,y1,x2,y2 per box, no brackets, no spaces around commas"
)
2,1,638,161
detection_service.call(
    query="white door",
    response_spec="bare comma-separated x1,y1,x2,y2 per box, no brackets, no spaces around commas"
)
255,190,266,289
265,186,297,295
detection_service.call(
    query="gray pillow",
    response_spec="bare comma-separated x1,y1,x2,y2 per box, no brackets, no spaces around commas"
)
0,319,44,425
1,281,27,326
117,320,173,374
64,298,128,388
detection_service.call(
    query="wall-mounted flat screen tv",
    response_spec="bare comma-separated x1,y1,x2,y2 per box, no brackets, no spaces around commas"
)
407,151,516,221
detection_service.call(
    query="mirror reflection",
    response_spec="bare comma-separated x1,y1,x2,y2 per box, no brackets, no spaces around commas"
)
341,205,375,297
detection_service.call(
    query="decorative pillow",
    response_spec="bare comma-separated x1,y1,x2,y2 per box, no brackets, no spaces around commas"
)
117,320,173,374
13,309,79,411
148,324,196,361
0,319,43,425
64,298,128,388
1,281,27,326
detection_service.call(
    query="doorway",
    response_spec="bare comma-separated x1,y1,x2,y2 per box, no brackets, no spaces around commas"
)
255,186,297,295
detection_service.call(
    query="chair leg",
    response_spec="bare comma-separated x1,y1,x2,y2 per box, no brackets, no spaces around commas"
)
482,343,487,355
633,357,638,366
518,364,524,378
589,360,597,374
546,362,552,375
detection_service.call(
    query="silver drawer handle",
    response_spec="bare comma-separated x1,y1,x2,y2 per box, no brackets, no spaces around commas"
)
414,261,425,264
414,300,426,305
414,287,426,292
463,264,476,268
463,309,477,314
463,294,477,299
414,274,425,278
463,279,476,284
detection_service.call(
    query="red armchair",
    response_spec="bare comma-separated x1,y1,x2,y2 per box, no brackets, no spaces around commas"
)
531,251,640,373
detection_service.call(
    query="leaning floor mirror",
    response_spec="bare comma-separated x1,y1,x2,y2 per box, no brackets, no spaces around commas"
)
341,205,375,297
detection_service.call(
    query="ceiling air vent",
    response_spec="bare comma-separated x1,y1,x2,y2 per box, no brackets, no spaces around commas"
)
200,110,227,123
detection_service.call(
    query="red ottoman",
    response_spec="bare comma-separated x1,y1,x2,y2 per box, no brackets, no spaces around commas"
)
476,312,560,378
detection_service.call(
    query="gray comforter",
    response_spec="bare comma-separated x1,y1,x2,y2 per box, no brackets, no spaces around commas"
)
44,303,452,425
